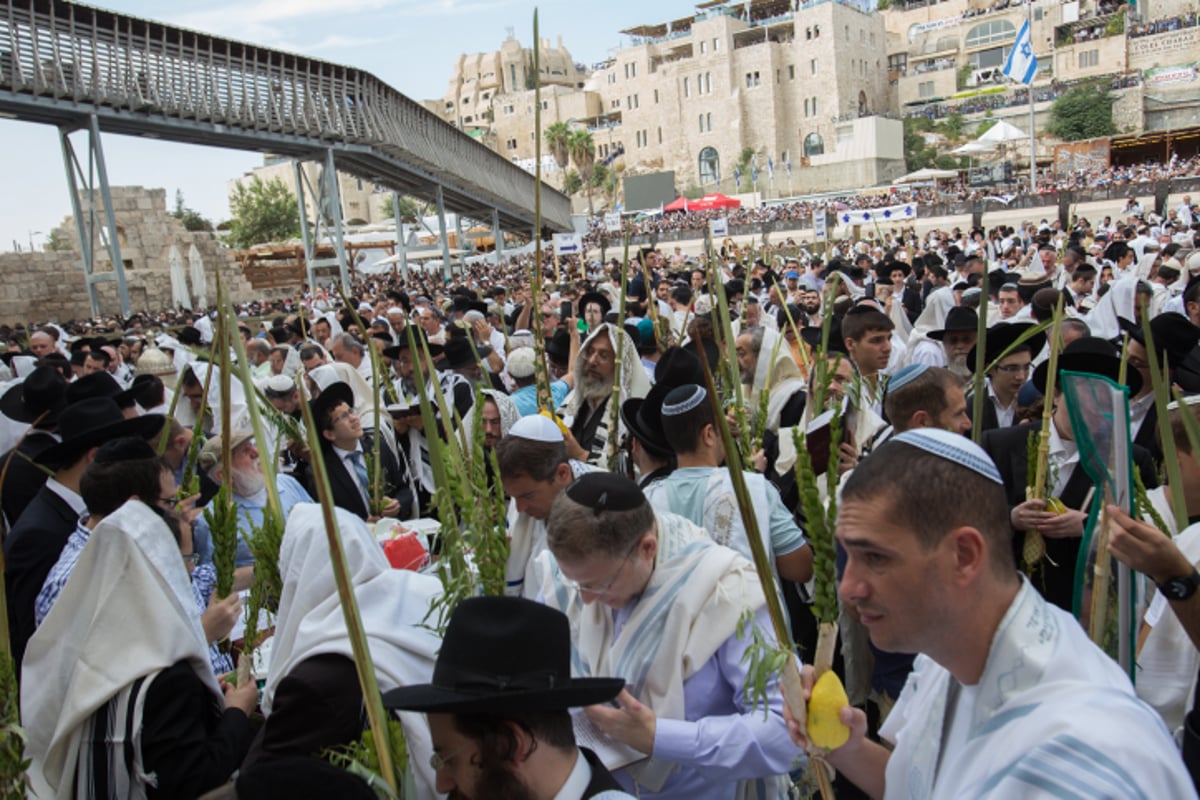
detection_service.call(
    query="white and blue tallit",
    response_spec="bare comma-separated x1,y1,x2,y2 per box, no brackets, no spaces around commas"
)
880,578,1194,799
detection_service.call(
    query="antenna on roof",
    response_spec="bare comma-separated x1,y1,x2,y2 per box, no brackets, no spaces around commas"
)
505,26,515,40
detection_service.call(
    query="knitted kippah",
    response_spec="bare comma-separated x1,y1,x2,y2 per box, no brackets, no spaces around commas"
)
891,429,1002,485
886,364,930,395
661,384,707,417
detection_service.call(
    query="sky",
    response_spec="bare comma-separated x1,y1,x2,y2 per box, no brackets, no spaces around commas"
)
0,0,684,253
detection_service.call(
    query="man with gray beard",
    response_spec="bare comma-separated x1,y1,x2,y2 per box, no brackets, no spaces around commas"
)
191,429,313,567
925,306,978,384
557,324,651,468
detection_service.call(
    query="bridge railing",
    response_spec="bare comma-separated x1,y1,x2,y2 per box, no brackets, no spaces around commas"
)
0,1,566,228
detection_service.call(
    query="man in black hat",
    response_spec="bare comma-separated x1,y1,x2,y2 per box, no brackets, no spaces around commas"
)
4,397,163,669
383,596,633,800
982,337,1158,610
913,306,978,381
619,348,699,491
965,322,1046,434
0,364,67,525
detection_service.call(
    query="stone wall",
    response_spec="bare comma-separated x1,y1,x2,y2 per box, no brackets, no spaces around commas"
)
0,186,282,326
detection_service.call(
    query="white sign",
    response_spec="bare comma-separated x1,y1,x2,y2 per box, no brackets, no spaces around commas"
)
710,217,729,238
553,233,583,255
835,203,917,227
604,212,622,232
813,208,827,240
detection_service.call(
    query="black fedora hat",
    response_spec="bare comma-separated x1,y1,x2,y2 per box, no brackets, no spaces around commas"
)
928,306,978,341
436,337,491,371
967,322,1047,372
1032,336,1142,396
800,320,848,356
545,330,571,364
0,364,67,424
36,398,164,469
620,347,702,459
380,329,443,362
577,291,612,319
381,596,624,714
1129,313,1200,368
309,381,356,433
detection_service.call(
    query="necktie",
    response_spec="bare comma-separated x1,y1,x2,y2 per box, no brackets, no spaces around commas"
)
348,450,370,492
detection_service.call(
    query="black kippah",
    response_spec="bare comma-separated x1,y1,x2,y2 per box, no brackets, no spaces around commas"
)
564,472,645,516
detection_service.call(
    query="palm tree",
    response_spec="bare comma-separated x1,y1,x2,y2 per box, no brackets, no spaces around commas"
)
568,129,597,217
545,122,572,191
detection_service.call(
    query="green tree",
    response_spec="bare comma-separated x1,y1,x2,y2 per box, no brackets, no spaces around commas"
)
934,154,960,171
172,189,214,232
545,121,572,191
44,228,72,252
904,117,937,171
226,176,301,249
563,169,583,195
1047,84,1116,141
936,111,964,141
735,146,755,189
568,129,597,216
381,194,425,223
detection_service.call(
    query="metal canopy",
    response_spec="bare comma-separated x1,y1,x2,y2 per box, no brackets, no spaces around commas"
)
0,0,572,234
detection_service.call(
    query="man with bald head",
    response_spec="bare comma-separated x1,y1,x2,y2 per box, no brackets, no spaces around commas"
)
29,331,57,359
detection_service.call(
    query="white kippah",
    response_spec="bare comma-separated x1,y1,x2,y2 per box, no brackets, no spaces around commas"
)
507,347,537,379
661,384,707,417
265,374,296,393
887,364,930,395
387,306,405,315
892,428,1002,485
308,364,339,392
1167,395,1200,412
508,414,564,443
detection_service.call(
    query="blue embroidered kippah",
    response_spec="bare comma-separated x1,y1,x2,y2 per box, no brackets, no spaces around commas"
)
892,428,1002,485
886,364,930,395
662,384,707,417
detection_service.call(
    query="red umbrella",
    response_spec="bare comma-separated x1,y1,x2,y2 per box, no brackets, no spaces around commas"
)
663,193,742,212
663,196,691,212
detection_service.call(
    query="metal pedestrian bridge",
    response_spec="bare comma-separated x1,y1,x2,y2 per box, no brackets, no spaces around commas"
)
0,0,571,314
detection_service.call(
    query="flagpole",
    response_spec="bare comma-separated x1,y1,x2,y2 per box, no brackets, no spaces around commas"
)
1027,0,1037,193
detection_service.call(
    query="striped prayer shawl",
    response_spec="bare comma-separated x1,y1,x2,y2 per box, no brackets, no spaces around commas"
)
73,672,157,800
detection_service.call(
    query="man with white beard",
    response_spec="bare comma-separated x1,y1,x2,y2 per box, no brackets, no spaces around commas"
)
191,429,312,567
912,306,978,383
557,324,650,467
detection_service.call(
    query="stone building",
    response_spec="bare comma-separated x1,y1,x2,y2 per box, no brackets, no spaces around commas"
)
0,187,263,326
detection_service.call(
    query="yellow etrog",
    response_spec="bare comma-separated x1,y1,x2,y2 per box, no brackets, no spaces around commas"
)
807,670,850,750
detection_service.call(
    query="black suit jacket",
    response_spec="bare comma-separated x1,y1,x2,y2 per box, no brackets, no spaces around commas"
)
4,484,79,669
966,392,1001,436
580,746,626,796
0,430,57,526
982,421,1158,611
311,434,411,521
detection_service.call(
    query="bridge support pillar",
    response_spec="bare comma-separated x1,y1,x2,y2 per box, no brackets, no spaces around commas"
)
492,208,503,265
292,149,350,295
59,115,132,319
434,185,452,281
392,192,409,278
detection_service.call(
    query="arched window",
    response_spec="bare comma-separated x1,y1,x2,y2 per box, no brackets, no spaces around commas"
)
698,147,720,184
965,20,1015,48
804,132,824,157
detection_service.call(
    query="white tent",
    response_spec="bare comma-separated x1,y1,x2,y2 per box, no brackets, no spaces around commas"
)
168,245,191,310
891,167,959,184
951,141,996,155
976,120,1027,145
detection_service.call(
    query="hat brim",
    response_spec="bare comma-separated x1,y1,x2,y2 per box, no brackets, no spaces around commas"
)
967,324,1046,371
620,397,673,459
309,381,356,430
381,677,625,715
1032,353,1142,396
0,383,62,424
36,413,165,469
381,341,444,361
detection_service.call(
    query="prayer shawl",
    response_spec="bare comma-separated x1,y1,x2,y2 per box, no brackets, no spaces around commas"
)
264,504,441,796
1084,276,1139,341
503,459,596,598
644,469,773,564
559,324,651,466
23,500,219,799
903,285,955,365
748,328,808,433
174,362,250,436
880,579,1192,799
540,511,766,794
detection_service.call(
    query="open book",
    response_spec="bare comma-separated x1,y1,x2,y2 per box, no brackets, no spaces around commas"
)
570,708,647,772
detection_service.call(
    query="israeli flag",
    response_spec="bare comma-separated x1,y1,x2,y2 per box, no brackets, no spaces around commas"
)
1002,20,1037,85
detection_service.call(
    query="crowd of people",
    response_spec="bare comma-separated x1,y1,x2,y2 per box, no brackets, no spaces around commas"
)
2,183,1200,799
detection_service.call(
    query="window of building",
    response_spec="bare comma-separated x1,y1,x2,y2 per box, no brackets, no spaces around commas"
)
806,27,812,40
860,29,865,43
776,69,781,83
700,40,707,54
968,46,1009,70
1079,49,1099,68
810,60,816,75
918,80,935,98
804,98,809,116
510,64,517,87
658,127,662,143
684,77,690,97
814,25,820,37
699,146,720,185
812,97,818,115
506,138,517,150
804,132,825,157
355,178,363,191
705,72,712,93
845,25,850,40
611,99,621,109
745,71,760,88
654,89,660,103
706,112,712,130
965,19,1016,48
789,65,796,80
713,38,719,50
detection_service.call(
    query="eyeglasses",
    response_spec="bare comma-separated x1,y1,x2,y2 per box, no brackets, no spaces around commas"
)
430,745,473,771
331,408,357,426
993,363,1031,375
564,538,642,597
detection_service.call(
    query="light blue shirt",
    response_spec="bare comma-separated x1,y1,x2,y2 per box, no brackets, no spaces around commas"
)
193,474,311,567
512,380,570,418
611,603,797,799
